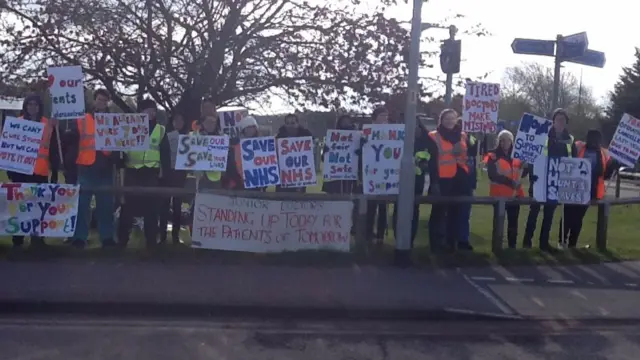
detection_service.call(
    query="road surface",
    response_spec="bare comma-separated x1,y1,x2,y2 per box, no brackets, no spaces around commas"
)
1,316,640,359
606,180,640,198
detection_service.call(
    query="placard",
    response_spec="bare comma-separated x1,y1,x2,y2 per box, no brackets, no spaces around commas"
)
47,66,86,119
362,124,404,194
462,82,500,133
512,113,552,164
175,134,229,171
191,193,352,252
218,108,248,139
94,113,150,151
533,156,591,204
277,136,316,187
240,136,280,188
323,130,360,180
608,113,640,167
0,183,80,237
0,117,45,175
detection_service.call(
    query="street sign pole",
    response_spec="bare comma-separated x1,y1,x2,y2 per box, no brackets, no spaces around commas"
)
552,34,562,113
444,26,457,106
395,0,422,266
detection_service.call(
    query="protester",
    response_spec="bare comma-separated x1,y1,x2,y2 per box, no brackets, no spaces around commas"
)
194,114,224,189
322,115,358,195
159,111,189,245
457,118,478,250
117,99,171,248
391,118,435,247
8,95,60,249
562,129,617,247
361,107,390,244
63,90,117,249
523,108,577,252
426,108,473,252
275,113,313,193
486,130,527,248
191,97,216,132
222,116,265,191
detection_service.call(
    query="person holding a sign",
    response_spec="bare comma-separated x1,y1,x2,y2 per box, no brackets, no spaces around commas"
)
322,115,358,195
7,95,60,248
118,99,171,248
159,111,190,244
223,115,265,191
523,108,577,251
193,114,225,189
486,130,527,248
564,130,617,247
456,117,479,249
426,108,474,252
275,113,314,193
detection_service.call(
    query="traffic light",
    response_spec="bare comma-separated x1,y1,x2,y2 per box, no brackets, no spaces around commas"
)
440,39,461,74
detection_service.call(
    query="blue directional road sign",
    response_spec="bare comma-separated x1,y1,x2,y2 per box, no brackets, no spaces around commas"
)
567,49,606,68
511,38,555,57
558,32,588,59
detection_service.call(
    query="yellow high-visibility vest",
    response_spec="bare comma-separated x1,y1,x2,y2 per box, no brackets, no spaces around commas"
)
127,125,166,168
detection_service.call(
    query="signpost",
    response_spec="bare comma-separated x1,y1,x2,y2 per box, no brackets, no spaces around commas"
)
511,31,606,113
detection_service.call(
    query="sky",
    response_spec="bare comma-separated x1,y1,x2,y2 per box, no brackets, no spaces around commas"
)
255,0,640,114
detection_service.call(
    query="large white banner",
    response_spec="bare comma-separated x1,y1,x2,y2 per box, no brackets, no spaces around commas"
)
0,183,80,237
191,194,352,253
0,117,45,175
362,124,404,194
47,66,86,120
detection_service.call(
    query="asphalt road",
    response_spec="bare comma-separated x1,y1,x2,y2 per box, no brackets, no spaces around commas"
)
2,316,640,359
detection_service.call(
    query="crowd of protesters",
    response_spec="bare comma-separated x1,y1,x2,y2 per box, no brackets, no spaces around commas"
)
5,90,618,253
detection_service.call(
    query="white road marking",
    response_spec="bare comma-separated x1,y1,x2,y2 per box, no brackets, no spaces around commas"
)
530,297,546,308
462,274,515,315
625,283,638,287
505,277,534,283
469,276,496,282
547,279,575,285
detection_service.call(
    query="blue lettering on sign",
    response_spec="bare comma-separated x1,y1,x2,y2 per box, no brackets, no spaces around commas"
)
221,112,235,127
244,167,279,188
519,114,551,135
241,138,276,161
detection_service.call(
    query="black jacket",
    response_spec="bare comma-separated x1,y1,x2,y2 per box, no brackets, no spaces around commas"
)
276,125,313,139
7,95,60,183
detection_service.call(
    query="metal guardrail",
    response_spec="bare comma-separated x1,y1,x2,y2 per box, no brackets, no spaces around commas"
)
83,186,640,254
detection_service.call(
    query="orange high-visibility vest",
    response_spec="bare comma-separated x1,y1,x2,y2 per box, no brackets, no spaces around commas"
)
488,153,525,198
576,141,608,200
19,116,51,177
76,113,112,165
428,130,469,178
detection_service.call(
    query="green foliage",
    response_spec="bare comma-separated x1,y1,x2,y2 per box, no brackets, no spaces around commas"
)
605,48,640,142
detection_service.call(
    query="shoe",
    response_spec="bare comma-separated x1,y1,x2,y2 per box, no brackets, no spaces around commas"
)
457,242,474,251
70,239,86,250
540,246,559,254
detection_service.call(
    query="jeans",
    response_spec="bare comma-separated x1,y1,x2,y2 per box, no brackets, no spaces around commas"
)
74,166,115,243
366,201,387,240
117,168,160,247
523,202,557,248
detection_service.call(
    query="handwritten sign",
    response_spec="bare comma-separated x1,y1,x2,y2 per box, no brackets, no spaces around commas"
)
533,157,591,204
191,193,352,253
462,82,500,133
362,124,404,195
0,183,79,237
277,136,316,188
323,130,360,181
94,113,150,151
609,113,640,167
240,136,280,188
0,117,45,175
47,66,85,120
175,134,229,171
218,108,248,139
512,113,552,164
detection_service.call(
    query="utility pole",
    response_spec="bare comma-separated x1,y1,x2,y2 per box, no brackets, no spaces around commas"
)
551,34,562,112
394,0,423,267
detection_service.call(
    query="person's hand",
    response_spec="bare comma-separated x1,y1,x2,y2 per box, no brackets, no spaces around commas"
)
530,174,538,183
